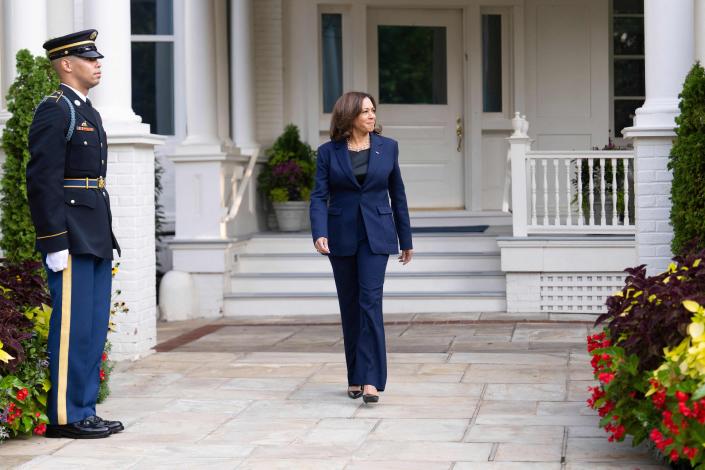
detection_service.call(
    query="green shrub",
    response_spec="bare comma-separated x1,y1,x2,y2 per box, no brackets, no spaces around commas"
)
257,124,316,202
669,62,705,255
0,50,59,262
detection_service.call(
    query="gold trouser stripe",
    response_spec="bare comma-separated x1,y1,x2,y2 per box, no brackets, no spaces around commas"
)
57,256,72,425
36,230,67,240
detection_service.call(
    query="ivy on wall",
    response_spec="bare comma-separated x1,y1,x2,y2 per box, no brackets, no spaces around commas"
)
0,50,59,262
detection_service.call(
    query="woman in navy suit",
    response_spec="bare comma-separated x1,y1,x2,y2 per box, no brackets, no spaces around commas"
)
310,91,413,403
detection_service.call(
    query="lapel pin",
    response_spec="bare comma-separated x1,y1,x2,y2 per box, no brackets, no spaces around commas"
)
375,151,380,156
74,100,81,106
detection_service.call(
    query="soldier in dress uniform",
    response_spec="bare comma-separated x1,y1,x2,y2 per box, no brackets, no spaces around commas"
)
26,29,123,439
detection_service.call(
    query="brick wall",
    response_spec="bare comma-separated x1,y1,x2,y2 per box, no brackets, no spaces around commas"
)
254,0,284,144
633,138,674,274
107,143,157,360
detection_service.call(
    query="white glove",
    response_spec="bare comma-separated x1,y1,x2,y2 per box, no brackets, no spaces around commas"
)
46,250,69,272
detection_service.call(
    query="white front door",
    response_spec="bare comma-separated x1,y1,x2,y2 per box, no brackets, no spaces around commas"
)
367,8,465,209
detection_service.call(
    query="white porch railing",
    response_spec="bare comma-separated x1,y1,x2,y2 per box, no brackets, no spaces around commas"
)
507,113,636,237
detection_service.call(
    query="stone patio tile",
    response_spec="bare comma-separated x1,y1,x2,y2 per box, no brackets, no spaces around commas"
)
568,380,594,402
289,383,363,401
346,461,451,470
237,400,359,419
238,458,348,470
236,352,345,363
108,372,184,397
168,398,252,414
494,442,563,462
449,352,568,366
568,426,607,438
455,463,561,470
566,437,658,463
484,383,566,401
249,444,358,459
354,401,478,419
478,312,549,321
132,457,243,469
461,364,568,384
387,353,450,363
538,401,596,417
401,325,475,337
411,312,481,322
512,324,588,343
565,463,667,470
201,418,317,446
352,441,492,462
18,455,142,469
126,359,203,374
136,351,241,363
369,418,468,441
123,411,232,441
185,362,321,378
299,418,378,446
0,437,70,456
386,338,454,353
451,341,531,352
151,377,232,398
464,424,563,444
219,377,305,392
0,456,34,468
382,382,483,397
569,367,594,380
477,400,538,417
380,395,484,406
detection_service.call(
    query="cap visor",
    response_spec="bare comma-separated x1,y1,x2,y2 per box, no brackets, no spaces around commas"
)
75,50,104,59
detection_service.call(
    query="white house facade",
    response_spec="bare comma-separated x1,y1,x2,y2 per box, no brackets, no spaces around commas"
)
0,0,703,359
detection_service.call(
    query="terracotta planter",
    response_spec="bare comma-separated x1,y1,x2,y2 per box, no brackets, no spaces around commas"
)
273,201,308,232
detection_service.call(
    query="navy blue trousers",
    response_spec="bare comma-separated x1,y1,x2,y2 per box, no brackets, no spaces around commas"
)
328,215,390,391
45,254,111,425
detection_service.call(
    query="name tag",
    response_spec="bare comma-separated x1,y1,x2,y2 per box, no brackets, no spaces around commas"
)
76,126,95,132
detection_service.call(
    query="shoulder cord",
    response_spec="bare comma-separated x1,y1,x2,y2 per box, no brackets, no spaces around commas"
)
33,94,76,142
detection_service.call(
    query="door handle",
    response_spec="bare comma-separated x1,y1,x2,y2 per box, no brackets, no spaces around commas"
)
456,117,463,152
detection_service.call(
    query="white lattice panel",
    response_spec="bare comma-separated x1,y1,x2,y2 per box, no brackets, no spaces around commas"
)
540,273,626,314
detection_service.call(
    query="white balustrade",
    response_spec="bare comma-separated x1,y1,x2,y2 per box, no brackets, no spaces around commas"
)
507,113,636,236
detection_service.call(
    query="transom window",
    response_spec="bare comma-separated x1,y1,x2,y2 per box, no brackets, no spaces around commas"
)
612,0,644,138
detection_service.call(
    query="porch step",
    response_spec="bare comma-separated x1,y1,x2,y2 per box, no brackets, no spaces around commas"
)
230,271,506,293
233,251,501,273
237,231,503,253
223,291,507,316
225,229,507,317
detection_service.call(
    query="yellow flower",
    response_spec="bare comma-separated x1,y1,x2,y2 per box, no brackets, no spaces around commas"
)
683,300,702,314
0,340,14,363
688,322,705,339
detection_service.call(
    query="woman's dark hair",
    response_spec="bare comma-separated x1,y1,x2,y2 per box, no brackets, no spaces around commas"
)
329,91,382,141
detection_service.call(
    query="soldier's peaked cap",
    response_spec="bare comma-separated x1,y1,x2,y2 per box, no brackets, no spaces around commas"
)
43,29,104,61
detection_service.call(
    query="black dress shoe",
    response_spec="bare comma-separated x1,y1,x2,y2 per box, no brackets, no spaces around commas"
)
87,415,124,434
45,419,111,439
347,386,363,399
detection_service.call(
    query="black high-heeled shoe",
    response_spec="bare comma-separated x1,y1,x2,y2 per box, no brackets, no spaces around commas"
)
362,385,379,403
347,386,363,399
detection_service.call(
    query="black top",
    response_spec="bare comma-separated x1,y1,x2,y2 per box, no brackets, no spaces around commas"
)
349,148,370,185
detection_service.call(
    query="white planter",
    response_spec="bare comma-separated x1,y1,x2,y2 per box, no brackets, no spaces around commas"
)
273,201,308,232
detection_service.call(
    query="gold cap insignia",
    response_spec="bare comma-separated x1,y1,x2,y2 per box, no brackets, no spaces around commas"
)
89,31,97,40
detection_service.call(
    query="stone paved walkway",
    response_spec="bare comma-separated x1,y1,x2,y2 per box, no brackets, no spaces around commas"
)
0,313,668,469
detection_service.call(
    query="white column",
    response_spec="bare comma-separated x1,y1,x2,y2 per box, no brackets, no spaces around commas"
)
47,0,74,39
165,0,236,320
1,0,47,121
696,0,705,64
632,0,694,129
623,0,695,274
83,0,142,131
82,0,161,360
230,0,258,152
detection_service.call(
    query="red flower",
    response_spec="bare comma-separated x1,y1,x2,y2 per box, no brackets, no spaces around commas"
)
102,352,108,362
35,412,40,417
670,449,680,462
100,369,106,381
676,391,690,402
598,401,615,417
33,423,46,435
652,389,667,409
16,388,28,401
598,372,615,384
683,447,698,460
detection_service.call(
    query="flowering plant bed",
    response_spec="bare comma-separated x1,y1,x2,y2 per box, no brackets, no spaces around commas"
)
0,261,124,444
587,247,705,468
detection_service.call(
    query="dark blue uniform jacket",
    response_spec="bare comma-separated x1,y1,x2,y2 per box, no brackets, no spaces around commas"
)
27,84,120,259
310,132,413,256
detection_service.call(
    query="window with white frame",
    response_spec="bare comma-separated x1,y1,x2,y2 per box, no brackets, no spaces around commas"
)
481,8,511,117
612,0,644,138
130,0,175,135
319,7,351,118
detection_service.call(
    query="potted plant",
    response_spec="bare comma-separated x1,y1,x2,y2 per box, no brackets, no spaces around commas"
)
258,124,316,231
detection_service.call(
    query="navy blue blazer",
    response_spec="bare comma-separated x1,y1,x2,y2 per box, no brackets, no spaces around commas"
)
310,133,413,256
27,84,120,259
